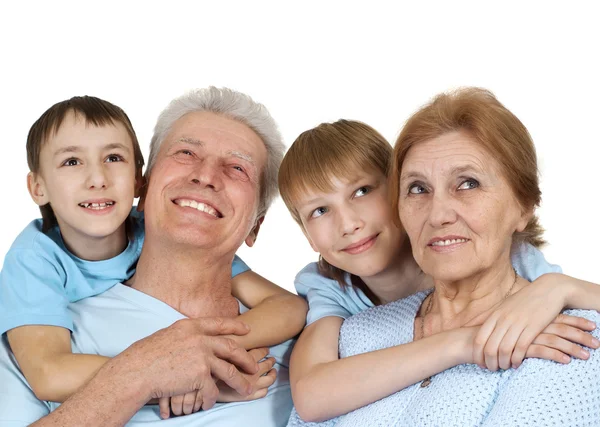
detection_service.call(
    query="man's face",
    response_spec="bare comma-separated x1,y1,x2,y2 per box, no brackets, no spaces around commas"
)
141,111,267,255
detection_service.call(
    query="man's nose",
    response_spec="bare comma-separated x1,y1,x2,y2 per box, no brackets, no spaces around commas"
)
189,161,222,191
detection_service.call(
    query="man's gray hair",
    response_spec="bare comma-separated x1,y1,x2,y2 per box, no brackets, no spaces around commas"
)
147,86,285,217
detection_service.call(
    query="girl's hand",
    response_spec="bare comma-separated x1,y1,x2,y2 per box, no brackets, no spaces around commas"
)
217,347,277,402
467,277,598,371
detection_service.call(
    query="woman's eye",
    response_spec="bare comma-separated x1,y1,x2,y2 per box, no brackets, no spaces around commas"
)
62,158,80,167
354,186,371,197
311,207,328,218
408,184,427,194
105,154,123,163
458,179,479,190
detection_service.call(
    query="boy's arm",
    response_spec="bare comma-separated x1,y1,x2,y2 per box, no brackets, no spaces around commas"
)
7,325,109,402
290,316,474,422
229,270,307,350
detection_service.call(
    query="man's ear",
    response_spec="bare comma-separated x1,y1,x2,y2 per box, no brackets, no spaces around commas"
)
27,172,49,206
245,216,265,247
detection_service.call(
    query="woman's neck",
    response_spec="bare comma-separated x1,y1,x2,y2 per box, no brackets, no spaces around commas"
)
426,263,528,332
362,240,430,305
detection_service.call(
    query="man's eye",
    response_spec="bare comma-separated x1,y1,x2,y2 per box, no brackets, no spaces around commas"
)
354,186,371,197
177,150,193,156
458,179,479,190
311,207,328,218
408,184,426,194
106,154,123,163
232,165,245,173
62,158,80,167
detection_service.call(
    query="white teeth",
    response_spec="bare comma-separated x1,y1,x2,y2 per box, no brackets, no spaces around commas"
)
79,201,114,210
431,238,468,247
175,199,219,218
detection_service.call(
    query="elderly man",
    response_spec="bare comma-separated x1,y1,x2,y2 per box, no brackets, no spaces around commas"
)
0,87,295,426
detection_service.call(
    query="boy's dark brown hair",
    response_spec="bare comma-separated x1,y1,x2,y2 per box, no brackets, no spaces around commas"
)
27,96,145,231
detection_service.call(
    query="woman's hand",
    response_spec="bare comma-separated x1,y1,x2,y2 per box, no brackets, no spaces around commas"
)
466,276,599,371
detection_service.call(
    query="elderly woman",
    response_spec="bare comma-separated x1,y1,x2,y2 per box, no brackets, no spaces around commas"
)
309,88,600,426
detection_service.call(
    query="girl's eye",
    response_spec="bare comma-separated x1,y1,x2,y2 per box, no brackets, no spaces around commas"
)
408,184,427,194
458,179,479,190
311,207,328,218
62,158,80,167
354,186,371,197
105,154,124,163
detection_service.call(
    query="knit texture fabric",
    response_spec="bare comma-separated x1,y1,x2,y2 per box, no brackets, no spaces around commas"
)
287,290,600,427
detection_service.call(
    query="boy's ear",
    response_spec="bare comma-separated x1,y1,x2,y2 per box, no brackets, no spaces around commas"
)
27,172,49,206
134,171,146,199
245,216,265,247
136,177,148,212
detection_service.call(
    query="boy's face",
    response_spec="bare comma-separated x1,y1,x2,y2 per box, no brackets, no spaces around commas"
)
294,170,405,279
29,111,140,245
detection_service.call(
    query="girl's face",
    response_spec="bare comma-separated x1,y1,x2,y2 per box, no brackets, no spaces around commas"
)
296,169,405,279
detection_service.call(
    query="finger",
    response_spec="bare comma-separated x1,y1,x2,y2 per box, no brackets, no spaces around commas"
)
533,333,590,360
256,357,276,377
200,379,220,411
255,368,277,389
248,347,270,362
170,394,184,416
472,318,498,368
210,356,253,397
211,337,258,375
543,323,600,349
182,391,198,415
553,314,596,331
482,321,512,371
510,326,541,369
159,397,171,420
496,325,525,370
193,317,251,336
193,390,203,413
526,343,571,364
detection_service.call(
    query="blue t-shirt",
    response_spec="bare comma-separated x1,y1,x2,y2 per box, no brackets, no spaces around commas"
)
296,242,562,326
0,285,294,426
0,213,250,335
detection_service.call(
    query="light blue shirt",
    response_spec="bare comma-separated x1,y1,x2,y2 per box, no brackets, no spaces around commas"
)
295,242,562,326
0,283,294,426
288,291,600,426
0,213,249,335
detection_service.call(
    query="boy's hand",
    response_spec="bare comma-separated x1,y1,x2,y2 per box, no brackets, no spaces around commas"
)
159,391,203,419
466,278,599,371
217,347,277,403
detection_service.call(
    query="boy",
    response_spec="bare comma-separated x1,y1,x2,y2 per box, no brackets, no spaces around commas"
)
0,96,306,418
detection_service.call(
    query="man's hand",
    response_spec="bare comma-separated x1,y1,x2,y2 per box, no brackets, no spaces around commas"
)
118,317,258,409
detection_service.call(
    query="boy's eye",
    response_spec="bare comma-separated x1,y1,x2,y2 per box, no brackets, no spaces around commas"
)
105,154,124,163
408,183,427,194
62,158,80,167
354,186,371,198
311,207,328,218
458,178,479,190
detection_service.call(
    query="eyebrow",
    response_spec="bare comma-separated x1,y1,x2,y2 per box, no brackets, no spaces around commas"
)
401,164,483,181
53,142,131,157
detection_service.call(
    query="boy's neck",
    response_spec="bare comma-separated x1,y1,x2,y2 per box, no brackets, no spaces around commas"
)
60,222,129,261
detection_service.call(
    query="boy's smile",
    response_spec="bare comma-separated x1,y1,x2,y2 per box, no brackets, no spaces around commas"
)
28,111,139,260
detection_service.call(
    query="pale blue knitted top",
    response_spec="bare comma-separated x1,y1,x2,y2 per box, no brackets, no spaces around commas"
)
287,290,600,427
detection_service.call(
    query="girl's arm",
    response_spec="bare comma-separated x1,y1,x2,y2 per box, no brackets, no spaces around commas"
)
229,270,308,350
7,325,108,402
290,316,473,422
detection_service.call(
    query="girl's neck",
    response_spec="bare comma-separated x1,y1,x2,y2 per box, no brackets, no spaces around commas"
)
362,240,429,305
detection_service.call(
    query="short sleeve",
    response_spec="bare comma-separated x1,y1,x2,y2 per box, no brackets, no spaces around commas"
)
0,249,71,335
510,242,562,282
295,263,373,326
232,255,251,278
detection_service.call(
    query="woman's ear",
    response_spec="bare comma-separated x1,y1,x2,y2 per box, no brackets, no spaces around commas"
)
516,205,534,232
27,172,49,206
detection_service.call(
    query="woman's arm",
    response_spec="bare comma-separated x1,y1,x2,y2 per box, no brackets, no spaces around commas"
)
230,270,308,350
7,325,109,402
290,316,473,422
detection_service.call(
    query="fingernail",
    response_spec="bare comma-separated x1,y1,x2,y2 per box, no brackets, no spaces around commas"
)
580,349,590,358
592,338,600,348
562,355,571,363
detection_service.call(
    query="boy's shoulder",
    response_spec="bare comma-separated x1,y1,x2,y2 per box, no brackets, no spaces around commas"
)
8,219,61,253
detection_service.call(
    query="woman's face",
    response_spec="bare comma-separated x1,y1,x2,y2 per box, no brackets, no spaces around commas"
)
296,169,405,279
398,130,530,282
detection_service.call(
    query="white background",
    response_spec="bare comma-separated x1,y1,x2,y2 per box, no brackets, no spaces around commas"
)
1,1,598,291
